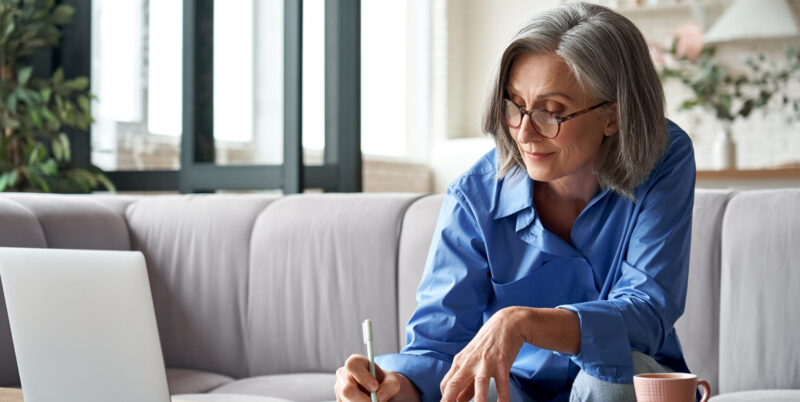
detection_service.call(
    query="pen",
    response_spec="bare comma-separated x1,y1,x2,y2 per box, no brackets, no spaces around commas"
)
362,319,379,402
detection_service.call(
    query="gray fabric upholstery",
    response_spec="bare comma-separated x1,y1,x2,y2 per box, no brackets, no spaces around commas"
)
2,190,799,400
0,193,130,250
397,194,444,349
718,189,800,394
210,373,336,402
126,195,277,378
246,194,421,375
708,390,800,401
0,197,48,386
675,189,733,396
167,368,234,395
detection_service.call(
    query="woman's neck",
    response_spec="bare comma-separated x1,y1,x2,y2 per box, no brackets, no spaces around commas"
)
536,164,600,209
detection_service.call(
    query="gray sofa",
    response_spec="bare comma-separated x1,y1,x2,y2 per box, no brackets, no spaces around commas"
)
0,190,798,401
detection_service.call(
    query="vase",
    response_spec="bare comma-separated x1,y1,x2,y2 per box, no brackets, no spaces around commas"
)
712,120,736,170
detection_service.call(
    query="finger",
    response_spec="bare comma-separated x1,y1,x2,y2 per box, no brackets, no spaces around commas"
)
493,374,511,402
376,372,402,402
456,380,475,402
373,361,387,382
440,363,459,394
441,368,472,402
345,355,379,393
341,372,372,402
334,368,346,402
469,375,489,402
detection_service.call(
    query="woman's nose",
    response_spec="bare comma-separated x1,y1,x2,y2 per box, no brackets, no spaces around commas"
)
516,115,542,144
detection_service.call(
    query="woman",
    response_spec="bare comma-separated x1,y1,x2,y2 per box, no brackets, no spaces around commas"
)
335,2,695,401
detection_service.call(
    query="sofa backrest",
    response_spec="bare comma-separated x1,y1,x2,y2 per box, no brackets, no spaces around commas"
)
1,189,798,395
718,189,800,394
675,189,732,396
0,194,135,386
245,194,421,375
124,194,278,379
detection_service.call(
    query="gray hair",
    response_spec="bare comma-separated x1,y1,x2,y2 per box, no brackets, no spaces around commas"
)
482,2,668,199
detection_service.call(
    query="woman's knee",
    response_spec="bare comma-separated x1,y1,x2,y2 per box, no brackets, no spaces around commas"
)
571,351,672,402
570,368,635,402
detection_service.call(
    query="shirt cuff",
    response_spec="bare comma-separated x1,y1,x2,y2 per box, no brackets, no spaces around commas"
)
555,302,634,383
375,352,451,402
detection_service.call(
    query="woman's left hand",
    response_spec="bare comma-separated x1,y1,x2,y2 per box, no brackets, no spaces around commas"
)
439,306,528,402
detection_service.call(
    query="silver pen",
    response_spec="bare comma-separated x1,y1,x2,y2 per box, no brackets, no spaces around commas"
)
362,319,379,402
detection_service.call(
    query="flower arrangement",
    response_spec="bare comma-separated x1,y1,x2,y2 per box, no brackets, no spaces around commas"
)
652,23,800,124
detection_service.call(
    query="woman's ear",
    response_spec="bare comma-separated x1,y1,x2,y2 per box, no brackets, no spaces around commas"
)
603,102,619,137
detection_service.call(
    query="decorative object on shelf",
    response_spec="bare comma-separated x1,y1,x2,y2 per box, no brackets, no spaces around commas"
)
0,0,114,192
653,0,800,170
704,0,800,44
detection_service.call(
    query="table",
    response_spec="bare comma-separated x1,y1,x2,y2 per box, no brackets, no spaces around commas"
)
0,388,196,402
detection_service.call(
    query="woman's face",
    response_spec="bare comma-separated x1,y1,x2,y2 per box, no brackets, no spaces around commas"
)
505,52,617,185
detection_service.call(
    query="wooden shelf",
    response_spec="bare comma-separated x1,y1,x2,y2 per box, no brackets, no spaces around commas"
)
696,168,800,180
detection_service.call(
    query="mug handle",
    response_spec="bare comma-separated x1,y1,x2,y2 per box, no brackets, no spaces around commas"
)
697,379,711,402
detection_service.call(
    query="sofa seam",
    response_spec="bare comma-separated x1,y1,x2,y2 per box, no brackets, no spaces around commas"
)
393,193,430,353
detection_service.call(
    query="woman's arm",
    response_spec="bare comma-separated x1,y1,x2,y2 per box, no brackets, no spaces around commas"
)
512,306,581,355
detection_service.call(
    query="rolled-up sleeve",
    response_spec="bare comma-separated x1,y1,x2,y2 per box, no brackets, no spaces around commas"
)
557,132,696,383
375,184,491,402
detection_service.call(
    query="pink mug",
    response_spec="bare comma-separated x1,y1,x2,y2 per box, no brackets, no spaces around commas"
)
633,373,711,402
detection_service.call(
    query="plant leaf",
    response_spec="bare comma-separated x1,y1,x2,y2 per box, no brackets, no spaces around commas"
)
17,65,33,86
52,137,62,160
77,94,90,112
66,77,88,91
50,4,74,25
52,67,63,84
40,87,52,102
96,172,116,192
40,158,57,175
59,133,70,161
7,92,17,113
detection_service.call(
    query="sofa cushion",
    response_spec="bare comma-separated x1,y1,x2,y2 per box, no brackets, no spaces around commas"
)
0,197,48,386
397,194,444,349
718,189,800,394
209,373,336,402
0,193,131,250
708,389,800,401
166,368,234,395
126,195,277,378
675,189,732,396
246,194,421,375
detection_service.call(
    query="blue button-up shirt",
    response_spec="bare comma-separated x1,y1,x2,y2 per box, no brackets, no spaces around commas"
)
376,121,696,401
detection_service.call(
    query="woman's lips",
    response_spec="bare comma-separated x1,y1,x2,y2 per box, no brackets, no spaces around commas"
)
523,151,554,161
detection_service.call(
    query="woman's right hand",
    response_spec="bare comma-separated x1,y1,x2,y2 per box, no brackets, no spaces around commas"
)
334,354,420,402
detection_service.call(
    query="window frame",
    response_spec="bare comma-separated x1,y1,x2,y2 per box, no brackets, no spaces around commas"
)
65,0,361,193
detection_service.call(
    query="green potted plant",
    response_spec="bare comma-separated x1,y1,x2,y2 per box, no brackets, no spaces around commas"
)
0,0,114,193
653,23,800,169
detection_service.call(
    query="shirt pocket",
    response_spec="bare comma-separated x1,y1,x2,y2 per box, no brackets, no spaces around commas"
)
490,260,559,309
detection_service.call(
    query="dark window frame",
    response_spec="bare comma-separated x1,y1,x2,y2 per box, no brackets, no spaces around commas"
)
60,0,361,193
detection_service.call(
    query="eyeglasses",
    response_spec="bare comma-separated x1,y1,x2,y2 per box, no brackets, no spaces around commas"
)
503,99,611,139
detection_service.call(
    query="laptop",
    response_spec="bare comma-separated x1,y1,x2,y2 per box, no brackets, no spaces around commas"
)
0,247,172,402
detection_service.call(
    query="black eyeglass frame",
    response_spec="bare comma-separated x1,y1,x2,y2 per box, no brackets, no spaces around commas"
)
503,99,612,139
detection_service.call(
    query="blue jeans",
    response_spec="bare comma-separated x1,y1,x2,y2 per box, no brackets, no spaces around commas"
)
471,351,674,402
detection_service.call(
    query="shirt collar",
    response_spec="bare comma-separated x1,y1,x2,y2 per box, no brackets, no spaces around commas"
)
492,168,613,221
492,168,533,220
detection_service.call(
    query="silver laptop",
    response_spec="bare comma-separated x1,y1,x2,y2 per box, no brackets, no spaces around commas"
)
0,247,171,402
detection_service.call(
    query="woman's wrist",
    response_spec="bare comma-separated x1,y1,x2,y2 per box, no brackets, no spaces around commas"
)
505,306,581,355
504,306,539,346
390,372,421,402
